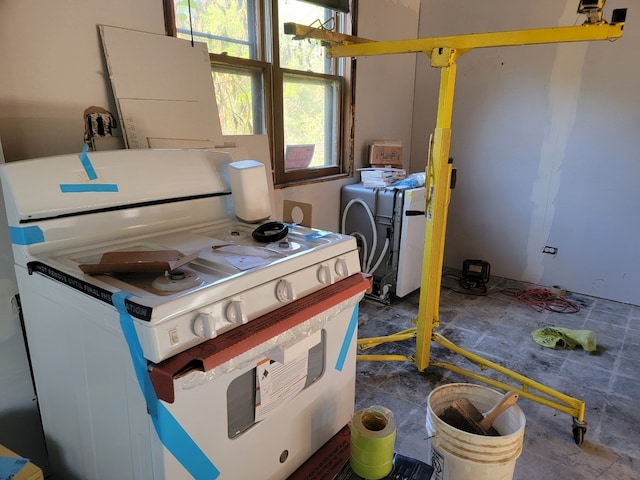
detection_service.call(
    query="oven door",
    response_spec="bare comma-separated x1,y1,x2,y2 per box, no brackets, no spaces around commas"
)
157,293,361,479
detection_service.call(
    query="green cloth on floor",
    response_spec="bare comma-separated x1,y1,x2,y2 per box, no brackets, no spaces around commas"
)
531,326,597,352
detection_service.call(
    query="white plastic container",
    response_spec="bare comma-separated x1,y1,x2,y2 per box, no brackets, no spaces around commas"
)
227,160,271,223
425,383,526,480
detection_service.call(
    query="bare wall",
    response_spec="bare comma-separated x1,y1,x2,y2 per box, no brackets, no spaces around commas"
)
411,0,640,305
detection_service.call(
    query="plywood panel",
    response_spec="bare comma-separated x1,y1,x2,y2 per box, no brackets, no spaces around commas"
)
117,98,219,148
99,25,223,148
146,138,216,149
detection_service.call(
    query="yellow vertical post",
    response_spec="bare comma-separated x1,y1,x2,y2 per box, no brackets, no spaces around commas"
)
415,48,457,371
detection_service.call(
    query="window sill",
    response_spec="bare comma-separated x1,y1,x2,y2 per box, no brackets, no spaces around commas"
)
274,172,352,189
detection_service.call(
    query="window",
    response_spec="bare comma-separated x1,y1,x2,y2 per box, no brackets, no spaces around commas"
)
164,0,355,186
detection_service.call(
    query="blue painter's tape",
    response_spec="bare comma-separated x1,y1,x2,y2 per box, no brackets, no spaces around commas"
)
305,230,332,241
59,184,119,193
80,143,98,180
112,292,220,480
335,303,359,372
9,226,44,245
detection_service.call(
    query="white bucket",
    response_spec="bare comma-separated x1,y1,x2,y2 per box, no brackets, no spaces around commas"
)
425,383,526,480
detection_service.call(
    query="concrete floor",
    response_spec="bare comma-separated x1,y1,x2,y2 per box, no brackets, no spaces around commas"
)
355,274,640,479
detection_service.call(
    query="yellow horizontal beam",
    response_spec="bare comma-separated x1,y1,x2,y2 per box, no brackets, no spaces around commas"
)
430,360,584,419
326,23,624,58
432,332,585,421
357,354,413,362
357,330,416,351
283,22,373,45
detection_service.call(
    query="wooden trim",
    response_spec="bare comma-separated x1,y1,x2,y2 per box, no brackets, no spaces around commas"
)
162,0,177,37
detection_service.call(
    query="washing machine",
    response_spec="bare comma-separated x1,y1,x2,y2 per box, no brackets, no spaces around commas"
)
340,183,427,303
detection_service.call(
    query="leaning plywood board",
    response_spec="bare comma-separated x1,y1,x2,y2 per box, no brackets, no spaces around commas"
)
99,25,224,148
118,98,218,149
147,138,216,149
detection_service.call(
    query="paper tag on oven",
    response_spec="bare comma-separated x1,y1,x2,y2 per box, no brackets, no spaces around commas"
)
254,353,309,422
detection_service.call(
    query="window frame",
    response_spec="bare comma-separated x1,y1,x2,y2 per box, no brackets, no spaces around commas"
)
163,0,355,188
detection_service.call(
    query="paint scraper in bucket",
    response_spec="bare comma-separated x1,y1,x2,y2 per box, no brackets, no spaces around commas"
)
442,390,520,436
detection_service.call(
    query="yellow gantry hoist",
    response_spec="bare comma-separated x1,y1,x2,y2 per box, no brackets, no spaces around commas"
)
286,1,627,444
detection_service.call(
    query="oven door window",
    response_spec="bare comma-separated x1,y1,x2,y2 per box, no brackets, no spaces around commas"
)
227,330,326,438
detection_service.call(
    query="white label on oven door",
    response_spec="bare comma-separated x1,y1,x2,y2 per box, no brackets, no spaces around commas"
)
254,353,308,422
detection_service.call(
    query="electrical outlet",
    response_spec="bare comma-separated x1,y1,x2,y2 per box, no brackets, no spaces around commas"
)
542,246,558,255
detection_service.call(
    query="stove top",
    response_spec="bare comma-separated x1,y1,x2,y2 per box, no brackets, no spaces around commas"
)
27,220,359,362
51,221,342,298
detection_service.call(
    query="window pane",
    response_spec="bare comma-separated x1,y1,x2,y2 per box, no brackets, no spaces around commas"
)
283,73,340,170
174,0,258,59
212,66,265,135
278,0,335,73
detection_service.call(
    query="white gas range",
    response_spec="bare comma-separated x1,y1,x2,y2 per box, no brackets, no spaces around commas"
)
1,148,368,479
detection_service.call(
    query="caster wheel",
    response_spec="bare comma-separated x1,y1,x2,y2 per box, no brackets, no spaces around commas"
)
572,425,586,445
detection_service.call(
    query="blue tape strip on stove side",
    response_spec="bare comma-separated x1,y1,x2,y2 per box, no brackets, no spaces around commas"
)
112,291,220,480
79,144,98,180
59,144,119,193
335,303,359,372
9,225,44,245
59,183,119,192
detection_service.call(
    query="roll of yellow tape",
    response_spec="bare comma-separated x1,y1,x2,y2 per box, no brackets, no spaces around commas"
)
350,406,396,480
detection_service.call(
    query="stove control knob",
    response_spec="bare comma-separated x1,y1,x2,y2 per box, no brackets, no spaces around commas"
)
317,264,333,285
225,300,248,325
334,258,350,278
275,279,296,303
193,313,217,339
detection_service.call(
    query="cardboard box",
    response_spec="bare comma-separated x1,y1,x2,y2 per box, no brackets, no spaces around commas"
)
79,250,199,275
0,445,44,480
368,140,403,167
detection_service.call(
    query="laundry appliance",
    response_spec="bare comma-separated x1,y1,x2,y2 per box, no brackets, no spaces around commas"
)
341,183,426,303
